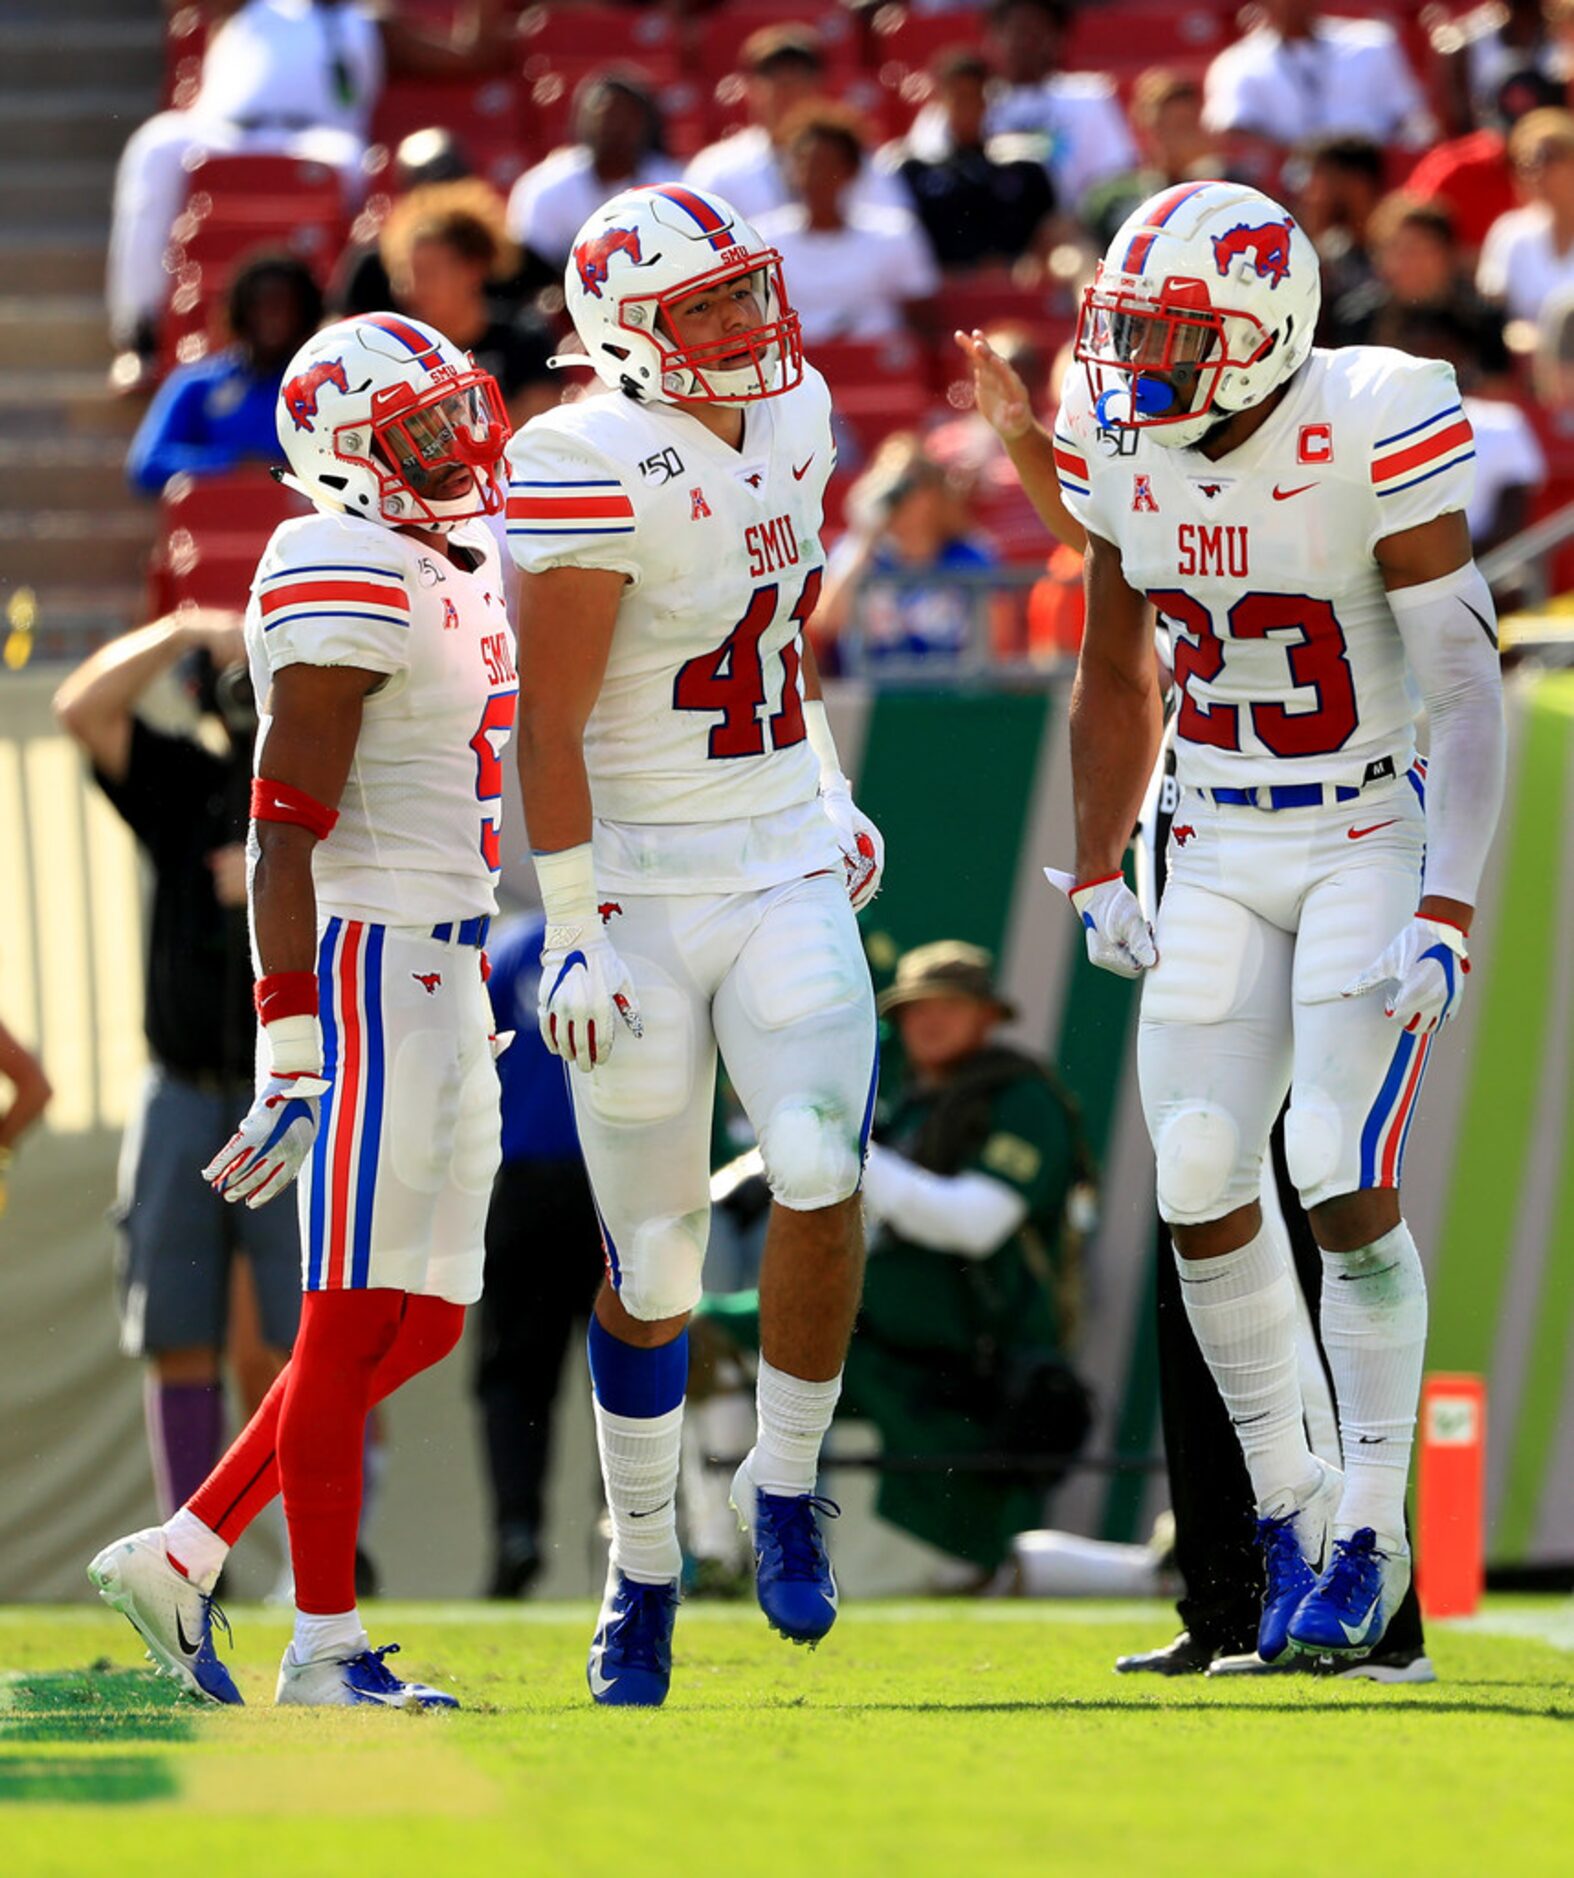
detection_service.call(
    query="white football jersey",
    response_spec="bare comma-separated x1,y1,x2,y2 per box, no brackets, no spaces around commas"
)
1054,347,1477,790
505,370,844,893
245,510,519,925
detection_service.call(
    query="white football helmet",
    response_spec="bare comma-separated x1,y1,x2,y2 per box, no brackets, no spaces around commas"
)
560,183,803,405
275,313,510,529
1076,181,1320,450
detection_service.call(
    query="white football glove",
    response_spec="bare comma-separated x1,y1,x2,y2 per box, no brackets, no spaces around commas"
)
1045,867,1158,979
202,1072,331,1208
539,923,642,1072
1342,916,1470,1034
823,782,885,912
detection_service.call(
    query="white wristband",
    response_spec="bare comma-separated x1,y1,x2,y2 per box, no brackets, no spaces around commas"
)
532,841,596,929
264,1014,322,1076
804,699,847,794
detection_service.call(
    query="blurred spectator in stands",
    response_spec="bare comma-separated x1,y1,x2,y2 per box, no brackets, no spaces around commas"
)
1407,66,1564,258
814,433,1000,670
929,329,1085,563
53,611,300,1519
507,69,674,282
685,23,894,222
1479,106,1574,325
1327,195,1510,385
1081,69,1220,254
109,0,514,390
1434,0,1572,139
1289,136,1386,326
1203,1,1433,194
923,0,1138,217
380,181,556,424
329,125,475,317
757,105,938,344
126,254,322,496
474,916,603,1599
1391,304,1547,562
879,47,1056,270
691,941,1093,1590
0,1019,51,1222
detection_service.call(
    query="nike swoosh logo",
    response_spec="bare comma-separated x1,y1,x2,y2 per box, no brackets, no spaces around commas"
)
174,1610,201,1657
792,456,814,481
1340,1603,1379,1645
1355,1435,1386,1444
1347,820,1399,840
627,1500,672,1519
1272,483,1316,501
1231,1411,1270,1427
588,1656,617,1698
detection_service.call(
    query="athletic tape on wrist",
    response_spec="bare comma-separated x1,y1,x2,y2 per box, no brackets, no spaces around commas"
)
532,841,596,928
251,777,338,841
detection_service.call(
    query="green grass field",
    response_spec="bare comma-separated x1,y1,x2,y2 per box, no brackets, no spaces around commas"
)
3,1599,1572,1877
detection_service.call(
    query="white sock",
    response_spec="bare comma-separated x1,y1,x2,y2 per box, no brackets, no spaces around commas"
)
290,1607,365,1665
162,1507,227,1594
593,1399,683,1585
1320,1222,1427,1547
1174,1222,1319,1516
750,1357,842,1495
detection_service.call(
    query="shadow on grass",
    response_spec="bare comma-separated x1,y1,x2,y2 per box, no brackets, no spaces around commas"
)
0,1666,195,1744
806,1697,1574,1722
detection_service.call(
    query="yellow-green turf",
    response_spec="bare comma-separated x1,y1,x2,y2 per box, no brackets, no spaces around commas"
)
2,1599,1571,1877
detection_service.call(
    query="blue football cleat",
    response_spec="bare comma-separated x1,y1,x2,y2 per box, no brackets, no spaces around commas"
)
730,1458,840,1646
587,1569,679,1707
1255,1461,1342,1663
88,1528,243,1705
276,1640,459,1708
1287,1529,1411,1660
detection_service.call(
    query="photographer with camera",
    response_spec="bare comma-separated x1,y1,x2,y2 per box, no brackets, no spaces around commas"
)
55,610,301,1523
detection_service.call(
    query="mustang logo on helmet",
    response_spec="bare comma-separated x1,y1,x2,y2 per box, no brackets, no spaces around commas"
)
1210,219,1295,289
281,357,349,433
575,226,643,299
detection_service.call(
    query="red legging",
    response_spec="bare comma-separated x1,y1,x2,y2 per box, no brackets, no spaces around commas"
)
187,1290,464,1614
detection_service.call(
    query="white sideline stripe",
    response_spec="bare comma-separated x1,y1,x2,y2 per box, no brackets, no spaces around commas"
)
1444,1609,1574,1652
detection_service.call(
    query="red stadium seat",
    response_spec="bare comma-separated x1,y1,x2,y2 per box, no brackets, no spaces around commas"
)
517,3,677,66
158,156,349,371
810,335,936,459
371,74,525,192
149,470,311,617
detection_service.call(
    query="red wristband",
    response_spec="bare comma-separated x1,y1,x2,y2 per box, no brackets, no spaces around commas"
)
255,972,319,1025
251,776,339,841
1074,871,1124,894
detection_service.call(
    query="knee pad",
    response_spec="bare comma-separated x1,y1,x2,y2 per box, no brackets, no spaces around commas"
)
615,1210,708,1322
1283,1089,1343,1205
1154,1104,1240,1224
759,1102,861,1212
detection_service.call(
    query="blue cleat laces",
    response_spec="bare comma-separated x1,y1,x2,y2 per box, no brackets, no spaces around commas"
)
588,1574,678,1707
1287,1529,1390,1658
751,1491,841,1646
341,1643,459,1709
1255,1511,1318,1663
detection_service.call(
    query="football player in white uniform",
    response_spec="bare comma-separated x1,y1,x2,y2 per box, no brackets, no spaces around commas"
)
959,181,1505,1662
506,183,883,1706
90,313,516,1709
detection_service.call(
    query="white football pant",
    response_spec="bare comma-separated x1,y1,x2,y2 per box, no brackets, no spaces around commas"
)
1140,766,1434,1225
569,872,878,1323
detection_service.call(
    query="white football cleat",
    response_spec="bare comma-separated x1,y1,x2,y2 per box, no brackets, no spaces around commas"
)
87,1527,242,1704
275,1639,459,1708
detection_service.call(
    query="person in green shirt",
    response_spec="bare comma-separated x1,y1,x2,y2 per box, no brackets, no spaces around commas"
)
695,940,1094,1583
